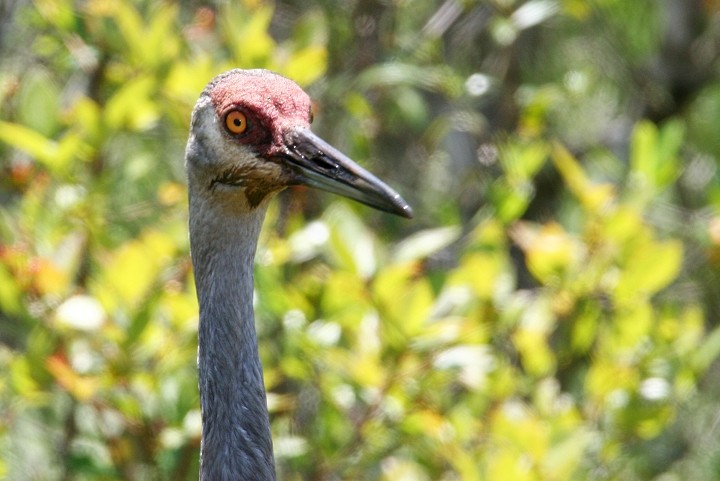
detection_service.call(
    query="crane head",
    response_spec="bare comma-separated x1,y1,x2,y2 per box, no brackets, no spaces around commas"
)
185,69,412,218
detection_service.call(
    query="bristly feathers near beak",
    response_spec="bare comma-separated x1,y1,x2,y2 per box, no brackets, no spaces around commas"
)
279,128,413,219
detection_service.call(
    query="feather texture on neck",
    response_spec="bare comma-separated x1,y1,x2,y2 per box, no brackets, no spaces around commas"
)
189,188,277,481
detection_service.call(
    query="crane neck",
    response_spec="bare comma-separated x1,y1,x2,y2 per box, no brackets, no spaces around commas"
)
188,191,276,481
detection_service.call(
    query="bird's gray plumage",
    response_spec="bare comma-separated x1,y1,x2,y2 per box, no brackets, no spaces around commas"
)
190,197,275,481
187,76,278,480
185,69,411,481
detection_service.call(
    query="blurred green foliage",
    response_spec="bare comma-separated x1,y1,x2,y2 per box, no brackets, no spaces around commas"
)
2,0,720,480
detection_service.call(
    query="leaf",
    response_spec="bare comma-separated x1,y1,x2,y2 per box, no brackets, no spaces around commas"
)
585,359,637,403
392,225,460,263
372,263,414,310
165,57,219,108
433,345,495,389
16,68,60,136
511,221,583,286
321,270,369,322
496,402,551,461
489,178,535,223
34,0,76,31
512,296,557,377
571,303,599,353
400,277,434,337
448,251,505,299
614,238,683,301
70,96,103,145
222,4,275,67
374,263,433,339
324,204,377,278
612,301,652,350
692,321,720,372
380,457,432,481
104,76,159,130
0,263,23,316
10,358,40,399
283,45,327,86
145,3,180,66
630,119,683,192
541,428,593,479
287,220,329,262
92,230,176,312
499,139,548,180
0,121,62,171
111,1,146,64
551,142,615,212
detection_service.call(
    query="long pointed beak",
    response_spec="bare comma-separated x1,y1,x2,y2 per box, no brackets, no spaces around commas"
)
281,128,413,218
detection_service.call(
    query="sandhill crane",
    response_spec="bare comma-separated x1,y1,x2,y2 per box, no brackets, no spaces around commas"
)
185,69,412,481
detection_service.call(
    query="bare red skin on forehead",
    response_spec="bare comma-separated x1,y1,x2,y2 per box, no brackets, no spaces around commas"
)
207,70,312,156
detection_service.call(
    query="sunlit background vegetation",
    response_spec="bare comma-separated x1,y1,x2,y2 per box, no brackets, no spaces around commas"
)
2,0,720,479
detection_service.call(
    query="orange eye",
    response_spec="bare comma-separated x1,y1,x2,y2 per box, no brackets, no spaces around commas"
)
225,110,248,134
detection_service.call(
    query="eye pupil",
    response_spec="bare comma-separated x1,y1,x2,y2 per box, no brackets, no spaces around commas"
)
225,110,248,134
